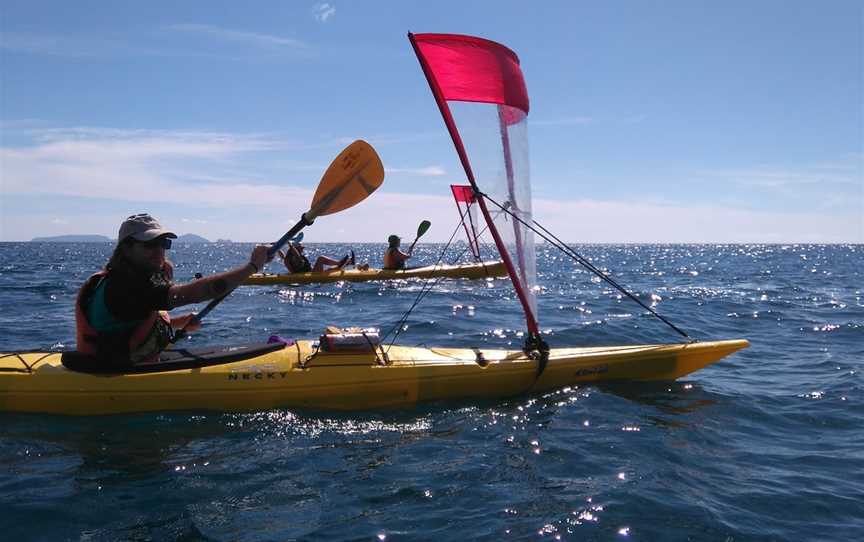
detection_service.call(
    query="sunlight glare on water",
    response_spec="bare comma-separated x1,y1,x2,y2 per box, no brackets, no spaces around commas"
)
0,242,861,540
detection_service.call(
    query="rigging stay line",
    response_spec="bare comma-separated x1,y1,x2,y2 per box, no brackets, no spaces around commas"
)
477,191,695,342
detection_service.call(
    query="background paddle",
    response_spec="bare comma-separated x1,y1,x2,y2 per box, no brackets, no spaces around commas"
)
175,140,385,340
407,220,431,253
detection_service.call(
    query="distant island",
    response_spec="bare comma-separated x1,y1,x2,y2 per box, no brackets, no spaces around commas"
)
31,235,113,243
31,233,211,243
176,234,210,243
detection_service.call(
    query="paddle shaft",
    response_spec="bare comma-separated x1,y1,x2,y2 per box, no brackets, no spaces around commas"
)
178,160,370,335
172,139,385,343
407,238,420,254
269,214,314,259
182,213,313,331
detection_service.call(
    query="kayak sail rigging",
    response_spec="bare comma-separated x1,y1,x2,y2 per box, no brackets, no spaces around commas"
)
450,184,482,260
409,32,540,341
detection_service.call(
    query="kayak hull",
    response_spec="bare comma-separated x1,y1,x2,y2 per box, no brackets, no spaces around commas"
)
243,260,507,285
0,339,749,415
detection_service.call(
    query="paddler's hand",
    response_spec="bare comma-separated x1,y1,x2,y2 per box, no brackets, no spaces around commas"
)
172,312,201,332
248,244,273,274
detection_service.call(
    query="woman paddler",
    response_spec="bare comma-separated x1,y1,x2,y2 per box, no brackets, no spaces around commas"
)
75,213,272,365
278,241,354,273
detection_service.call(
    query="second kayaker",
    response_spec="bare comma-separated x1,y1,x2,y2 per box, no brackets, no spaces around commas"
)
278,241,354,273
383,234,412,270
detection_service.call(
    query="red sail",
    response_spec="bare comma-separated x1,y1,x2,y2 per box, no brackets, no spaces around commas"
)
451,184,481,260
450,184,476,203
410,33,529,115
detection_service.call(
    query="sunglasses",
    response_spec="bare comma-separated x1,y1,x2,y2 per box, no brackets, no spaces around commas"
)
134,237,172,250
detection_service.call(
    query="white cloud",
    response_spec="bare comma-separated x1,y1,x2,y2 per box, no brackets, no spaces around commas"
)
2,126,860,243
0,128,316,208
0,30,288,60
165,24,308,50
532,116,593,127
534,197,862,243
0,127,463,240
385,166,447,176
706,166,859,189
0,31,142,58
313,3,337,23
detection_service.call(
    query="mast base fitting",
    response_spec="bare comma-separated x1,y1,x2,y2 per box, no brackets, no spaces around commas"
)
524,333,550,377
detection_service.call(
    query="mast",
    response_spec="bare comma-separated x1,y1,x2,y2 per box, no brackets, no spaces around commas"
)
408,32,539,335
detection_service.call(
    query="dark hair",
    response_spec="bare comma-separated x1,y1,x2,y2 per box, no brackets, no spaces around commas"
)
105,239,173,286
105,239,134,271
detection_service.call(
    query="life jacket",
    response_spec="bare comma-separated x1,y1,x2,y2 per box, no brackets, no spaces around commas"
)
383,247,406,270
75,271,173,365
285,247,312,273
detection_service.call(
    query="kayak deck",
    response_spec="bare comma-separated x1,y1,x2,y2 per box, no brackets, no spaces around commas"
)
0,339,749,415
243,260,507,285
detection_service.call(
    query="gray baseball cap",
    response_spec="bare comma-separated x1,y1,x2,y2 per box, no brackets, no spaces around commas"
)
118,213,177,242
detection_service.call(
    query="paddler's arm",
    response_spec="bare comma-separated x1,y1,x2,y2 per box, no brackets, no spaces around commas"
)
166,244,271,307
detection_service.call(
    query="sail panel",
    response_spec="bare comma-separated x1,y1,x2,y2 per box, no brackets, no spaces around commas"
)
449,102,538,323
410,32,539,333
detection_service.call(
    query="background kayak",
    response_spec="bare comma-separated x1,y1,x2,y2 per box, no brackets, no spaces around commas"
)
243,260,507,285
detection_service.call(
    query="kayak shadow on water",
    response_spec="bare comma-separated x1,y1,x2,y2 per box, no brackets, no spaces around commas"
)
591,380,722,428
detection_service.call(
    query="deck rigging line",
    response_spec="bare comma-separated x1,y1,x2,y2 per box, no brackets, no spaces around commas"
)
478,191,694,342
381,213,469,351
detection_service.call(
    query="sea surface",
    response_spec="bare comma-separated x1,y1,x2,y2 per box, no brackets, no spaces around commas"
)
1,242,862,541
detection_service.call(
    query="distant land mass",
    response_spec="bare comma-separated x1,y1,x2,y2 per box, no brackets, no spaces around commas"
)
30,233,211,243
30,234,112,243
176,234,210,243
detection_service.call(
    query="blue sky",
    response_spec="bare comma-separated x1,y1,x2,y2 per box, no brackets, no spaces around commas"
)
1,1,861,243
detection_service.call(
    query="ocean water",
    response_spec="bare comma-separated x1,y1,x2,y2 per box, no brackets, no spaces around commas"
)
1,242,862,541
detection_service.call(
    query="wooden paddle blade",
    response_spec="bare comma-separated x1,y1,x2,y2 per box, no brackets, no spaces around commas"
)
310,140,384,218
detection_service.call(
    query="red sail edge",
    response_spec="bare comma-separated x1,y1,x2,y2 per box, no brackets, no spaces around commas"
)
450,184,481,260
409,32,539,335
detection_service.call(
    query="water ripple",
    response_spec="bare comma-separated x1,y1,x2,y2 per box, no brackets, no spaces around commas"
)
0,242,862,540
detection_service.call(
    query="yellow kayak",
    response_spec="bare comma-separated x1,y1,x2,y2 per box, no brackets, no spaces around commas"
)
243,260,506,285
0,339,748,415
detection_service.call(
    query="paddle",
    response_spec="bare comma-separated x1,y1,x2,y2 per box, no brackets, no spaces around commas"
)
407,220,431,253
175,140,385,340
